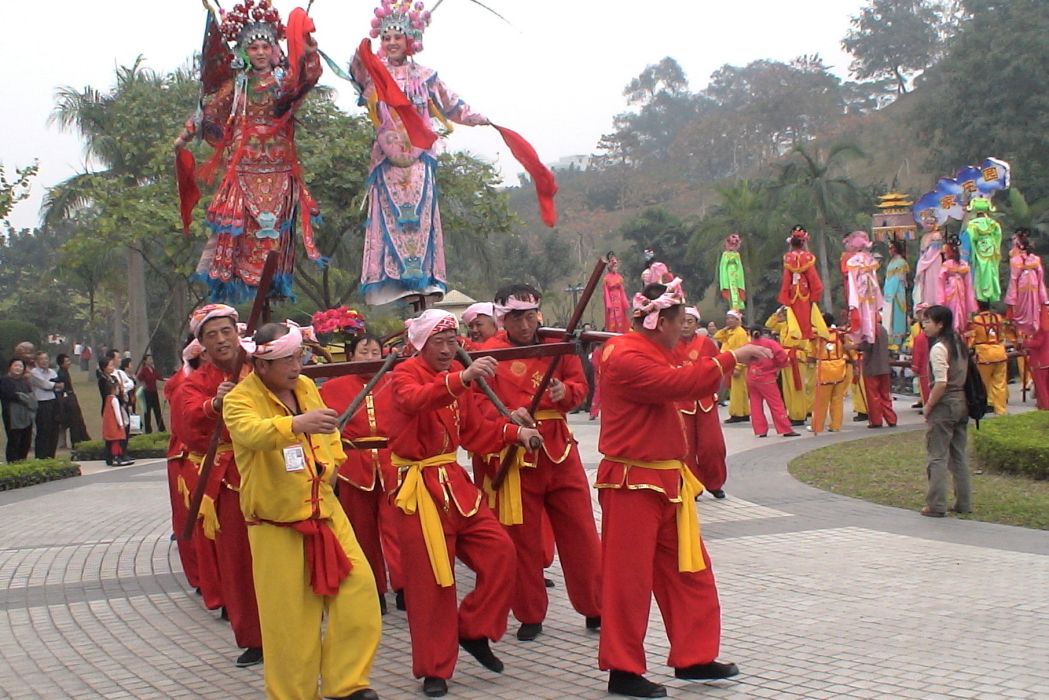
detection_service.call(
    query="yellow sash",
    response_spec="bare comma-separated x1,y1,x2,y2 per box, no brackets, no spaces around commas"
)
482,447,533,526
392,452,459,588
187,445,234,540
604,456,706,573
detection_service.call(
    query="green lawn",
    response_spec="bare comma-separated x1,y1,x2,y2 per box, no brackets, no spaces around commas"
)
789,429,1049,530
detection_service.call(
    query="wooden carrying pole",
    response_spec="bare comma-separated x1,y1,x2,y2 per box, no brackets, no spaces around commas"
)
180,251,278,541
491,257,607,489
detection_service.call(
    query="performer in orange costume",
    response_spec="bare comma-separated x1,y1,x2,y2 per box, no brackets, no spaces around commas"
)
387,309,542,698
320,333,402,614
778,226,825,340
674,307,728,498
479,284,602,641
170,305,262,668
596,281,771,698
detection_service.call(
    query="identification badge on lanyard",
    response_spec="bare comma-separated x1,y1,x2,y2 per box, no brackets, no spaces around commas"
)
283,445,306,472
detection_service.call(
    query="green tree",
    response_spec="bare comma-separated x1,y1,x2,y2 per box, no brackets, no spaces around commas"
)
0,162,38,223
774,143,868,311
842,0,943,96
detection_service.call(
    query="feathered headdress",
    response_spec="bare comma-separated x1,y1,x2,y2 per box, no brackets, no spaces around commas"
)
219,0,286,49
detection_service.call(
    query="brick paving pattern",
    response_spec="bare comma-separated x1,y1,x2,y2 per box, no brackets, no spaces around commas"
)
1,393,1046,698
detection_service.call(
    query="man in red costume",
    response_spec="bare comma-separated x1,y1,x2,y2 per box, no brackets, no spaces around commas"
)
596,282,771,698
778,226,824,340
387,309,542,698
461,302,499,349
164,339,202,594
170,304,262,668
479,283,602,641
1025,304,1049,409
674,307,728,499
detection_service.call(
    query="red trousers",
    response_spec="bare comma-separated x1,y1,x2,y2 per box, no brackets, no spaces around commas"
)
215,488,262,649
1034,367,1049,410
193,521,223,610
863,373,897,427
378,492,403,591
541,512,555,568
505,449,602,625
747,380,793,436
598,488,721,674
166,457,199,588
682,407,727,491
397,502,515,679
337,482,388,595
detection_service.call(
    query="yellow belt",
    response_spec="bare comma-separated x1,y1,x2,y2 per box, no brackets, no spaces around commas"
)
482,446,534,527
533,409,564,421
187,445,235,539
392,452,458,587
604,456,706,573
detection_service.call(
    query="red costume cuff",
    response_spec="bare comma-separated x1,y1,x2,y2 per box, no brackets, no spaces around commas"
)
444,371,468,397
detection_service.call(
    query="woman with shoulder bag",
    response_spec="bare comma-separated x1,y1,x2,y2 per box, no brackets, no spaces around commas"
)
920,305,972,517
1,358,37,462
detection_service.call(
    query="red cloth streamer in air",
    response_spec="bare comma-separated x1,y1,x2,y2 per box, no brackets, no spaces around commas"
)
491,124,558,227
285,8,316,88
175,147,200,236
356,38,437,151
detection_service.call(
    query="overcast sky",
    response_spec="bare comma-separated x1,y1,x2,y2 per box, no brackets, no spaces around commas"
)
2,0,866,230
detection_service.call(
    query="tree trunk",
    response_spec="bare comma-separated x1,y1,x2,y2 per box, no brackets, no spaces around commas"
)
127,247,149,363
816,228,833,313
110,287,125,353
173,276,188,368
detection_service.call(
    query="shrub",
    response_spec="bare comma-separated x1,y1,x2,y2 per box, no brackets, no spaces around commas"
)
72,432,170,461
0,320,43,361
973,412,1049,480
0,458,81,491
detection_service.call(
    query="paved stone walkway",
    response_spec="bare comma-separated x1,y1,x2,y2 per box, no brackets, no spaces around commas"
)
1,392,1046,699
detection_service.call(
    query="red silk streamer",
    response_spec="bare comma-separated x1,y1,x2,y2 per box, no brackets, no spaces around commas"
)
491,123,558,227
289,519,352,596
356,38,437,150
175,147,200,236
285,8,315,88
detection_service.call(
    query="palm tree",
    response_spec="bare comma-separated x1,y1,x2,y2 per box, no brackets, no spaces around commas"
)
774,143,866,311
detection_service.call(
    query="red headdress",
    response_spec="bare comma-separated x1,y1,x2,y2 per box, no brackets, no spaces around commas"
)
219,0,286,48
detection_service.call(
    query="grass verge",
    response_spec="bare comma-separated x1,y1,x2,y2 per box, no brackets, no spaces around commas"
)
788,429,1049,530
0,458,81,491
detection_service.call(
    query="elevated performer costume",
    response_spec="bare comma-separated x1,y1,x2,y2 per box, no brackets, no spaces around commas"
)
223,325,380,700
964,197,1003,303
882,240,911,348
844,230,883,345
778,227,826,341
938,235,978,334
320,372,401,601
479,322,602,632
178,0,325,302
718,234,746,311
602,255,631,333
387,311,523,685
595,326,738,680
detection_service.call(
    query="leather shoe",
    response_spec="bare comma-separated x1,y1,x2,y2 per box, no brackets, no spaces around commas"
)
710,489,726,499
724,415,749,424
675,660,740,680
853,413,868,422
544,577,555,588
782,431,801,437
422,677,447,697
608,670,666,698
331,690,379,700
395,589,406,611
459,637,503,672
585,615,601,630
920,506,946,518
517,622,542,641
378,593,387,616
235,647,263,667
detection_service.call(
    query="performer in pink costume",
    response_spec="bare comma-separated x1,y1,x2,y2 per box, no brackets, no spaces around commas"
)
602,253,631,333
744,329,799,438
937,234,978,334
913,224,944,310
843,230,884,345
1004,229,1048,336
350,0,490,306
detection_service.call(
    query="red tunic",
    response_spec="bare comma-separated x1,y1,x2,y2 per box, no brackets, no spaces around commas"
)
477,331,586,469
596,332,735,499
320,374,396,491
387,355,521,516
779,250,824,339
745,337,789,385
673,334,720,412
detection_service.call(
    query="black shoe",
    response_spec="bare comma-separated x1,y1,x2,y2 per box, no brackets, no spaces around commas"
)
235,647,263,667
790,419,807,426
710,489,726,499
459,637,503,672
674,660,740,680
608,670,666,698
853,413,868,422
867,424,883,429
333,690,379,700
911,402,922,409
516,622,542,641
379,593,388,615
422,677,447,697
782,431,801,437
724,416,749,424
585,615,601,630
756,433,767,438
544,577,555,588
395,588,406,611
220,606,229,621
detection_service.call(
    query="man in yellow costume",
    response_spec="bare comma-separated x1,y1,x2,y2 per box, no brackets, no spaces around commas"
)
967,301,1009,415
224,321,381,700
715,310,750,423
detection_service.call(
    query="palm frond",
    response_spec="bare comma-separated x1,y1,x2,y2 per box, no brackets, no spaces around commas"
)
432,0,511,26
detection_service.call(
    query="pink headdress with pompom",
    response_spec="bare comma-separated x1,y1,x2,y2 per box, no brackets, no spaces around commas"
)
370,0,431,55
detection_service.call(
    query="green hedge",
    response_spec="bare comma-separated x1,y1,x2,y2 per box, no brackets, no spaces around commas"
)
72,432,171,461
0,458,81,491
973,412,1049,480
